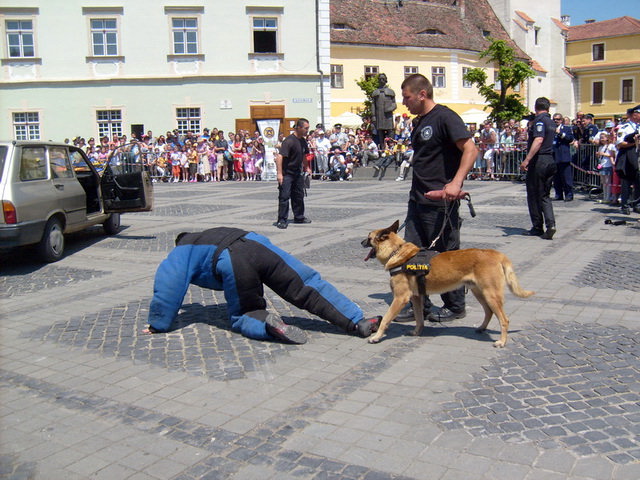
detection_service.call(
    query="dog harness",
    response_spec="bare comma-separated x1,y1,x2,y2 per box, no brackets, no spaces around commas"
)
388,249,439,295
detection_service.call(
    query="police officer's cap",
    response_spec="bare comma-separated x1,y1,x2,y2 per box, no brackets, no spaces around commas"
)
585,113,594,120
632,105,640,114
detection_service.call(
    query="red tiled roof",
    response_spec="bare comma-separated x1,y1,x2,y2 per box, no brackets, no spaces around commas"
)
551,17,569,32
530,59,547,73
515,10,534,24
513,18,528,32
567,16,640,41
330,0,528,59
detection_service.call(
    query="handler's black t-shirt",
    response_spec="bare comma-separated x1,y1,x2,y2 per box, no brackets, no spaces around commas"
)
279,134,309,175
410,104,471,205
527,112,555,155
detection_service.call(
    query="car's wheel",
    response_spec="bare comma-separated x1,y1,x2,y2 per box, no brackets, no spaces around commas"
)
38,217,65,263
103,213,121,235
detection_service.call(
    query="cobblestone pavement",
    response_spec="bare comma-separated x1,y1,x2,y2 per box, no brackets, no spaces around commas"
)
1,173,640,480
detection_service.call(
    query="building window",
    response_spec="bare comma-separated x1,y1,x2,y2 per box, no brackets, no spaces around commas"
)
462,67,472,88
6,20,34,58
404,66,418,78
482,30,491,38
534,27,540,46
13,112,40,140
494,71,502,91
592,81,604,104
432,66,446,88
252,17,277,53
364,65,379,81
592,43,604,61
97,110,122,138
90,18,118,56
172,18,198,54
331,64,343,89
176,107,201,135
622,79,633,103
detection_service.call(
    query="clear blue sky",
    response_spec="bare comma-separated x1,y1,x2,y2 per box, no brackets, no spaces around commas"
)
561,0,640,24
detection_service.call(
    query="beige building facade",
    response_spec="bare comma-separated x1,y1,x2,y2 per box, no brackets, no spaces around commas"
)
1,1,331,141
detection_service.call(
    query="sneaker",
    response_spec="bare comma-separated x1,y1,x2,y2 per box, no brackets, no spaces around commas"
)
293,217,312,224
276,221,288,229
394,307,417,323
541,227,556,240
265,314,307,344
356,316,382,337
427,307,466,323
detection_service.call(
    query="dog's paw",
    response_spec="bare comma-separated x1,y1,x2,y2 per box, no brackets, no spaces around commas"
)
410,328,423,337
368,336,382,344
493,340,506,348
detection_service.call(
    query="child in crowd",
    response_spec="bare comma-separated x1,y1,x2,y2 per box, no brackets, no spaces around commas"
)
596,133,616,203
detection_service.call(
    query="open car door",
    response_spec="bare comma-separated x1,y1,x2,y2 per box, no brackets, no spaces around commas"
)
100,143,153,213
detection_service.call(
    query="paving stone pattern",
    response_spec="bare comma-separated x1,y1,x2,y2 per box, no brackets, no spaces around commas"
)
0,266,110,299
100,230,184,252
435,320,640,464
133,203,234,217
572,250,640,292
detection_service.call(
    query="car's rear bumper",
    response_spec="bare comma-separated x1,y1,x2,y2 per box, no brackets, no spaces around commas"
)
0,220,45,247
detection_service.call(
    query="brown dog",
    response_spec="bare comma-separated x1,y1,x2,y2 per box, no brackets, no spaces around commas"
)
362,220,534,347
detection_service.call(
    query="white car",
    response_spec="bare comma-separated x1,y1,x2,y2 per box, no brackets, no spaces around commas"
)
0,141,153,262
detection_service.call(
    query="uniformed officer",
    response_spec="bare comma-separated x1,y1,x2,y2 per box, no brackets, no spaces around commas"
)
521,97,558,240
615,105,640,214
552,114,575,201
580,114,600,170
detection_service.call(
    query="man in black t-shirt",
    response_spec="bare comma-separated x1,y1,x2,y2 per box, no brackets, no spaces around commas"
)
396,74,477,323
275,118,312,229
520,97,558,240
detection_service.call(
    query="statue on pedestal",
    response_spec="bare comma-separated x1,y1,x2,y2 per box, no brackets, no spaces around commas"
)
370,73,397,147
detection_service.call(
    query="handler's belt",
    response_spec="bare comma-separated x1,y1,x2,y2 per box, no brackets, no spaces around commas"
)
388,249,438,295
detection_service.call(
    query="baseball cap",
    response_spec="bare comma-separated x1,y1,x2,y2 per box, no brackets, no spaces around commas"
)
605,120,615,128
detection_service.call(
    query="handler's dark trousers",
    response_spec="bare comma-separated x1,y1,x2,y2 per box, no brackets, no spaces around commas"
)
620,172,640,209
526,154,557,230
404,200,465,313
278,173,305,223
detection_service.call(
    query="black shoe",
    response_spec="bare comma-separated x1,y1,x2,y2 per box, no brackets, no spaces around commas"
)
621,207,631,215
265,314,307,344
427,307,466,323
356,316,382,337
541,227,556,240
395,307,417,323
526,228,544,236
293,217,312,224
553,197,563,201
564,197,573,202
276,221,288,229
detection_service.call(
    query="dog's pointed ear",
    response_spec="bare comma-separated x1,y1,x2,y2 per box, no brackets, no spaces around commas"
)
390,220,400,233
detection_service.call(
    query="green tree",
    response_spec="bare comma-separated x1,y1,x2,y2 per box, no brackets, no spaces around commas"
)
355,74,380,120
463,39,535,123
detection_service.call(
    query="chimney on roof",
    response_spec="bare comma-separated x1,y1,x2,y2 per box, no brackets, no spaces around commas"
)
561,15,570,26
585,19,596,24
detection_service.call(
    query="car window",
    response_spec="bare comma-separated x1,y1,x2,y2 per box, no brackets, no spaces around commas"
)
0,146,7,183
70,149,92,173
49,147,74,178
20,147,48,181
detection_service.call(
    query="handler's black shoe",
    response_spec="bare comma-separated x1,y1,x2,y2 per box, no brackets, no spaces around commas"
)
541,227,556,240
427,307,466,323
356,316,382,337
394,307,416,323
265,315,307,344
276,221,288,229
293,217,312,224
526,228,544,236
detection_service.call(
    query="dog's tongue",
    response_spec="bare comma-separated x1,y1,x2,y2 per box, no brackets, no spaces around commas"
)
364,247,376,262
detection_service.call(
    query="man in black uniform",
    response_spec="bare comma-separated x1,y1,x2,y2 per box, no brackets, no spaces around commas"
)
521,97,558,240
396,73,477,323
276,118,312,229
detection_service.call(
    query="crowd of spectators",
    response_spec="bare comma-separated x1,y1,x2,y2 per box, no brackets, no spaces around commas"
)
65,107,636,209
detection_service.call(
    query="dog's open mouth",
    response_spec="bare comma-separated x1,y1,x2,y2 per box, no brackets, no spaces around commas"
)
364,247,376,261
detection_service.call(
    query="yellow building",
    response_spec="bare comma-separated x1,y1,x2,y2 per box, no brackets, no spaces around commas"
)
329,0,529,127
566,16,640,122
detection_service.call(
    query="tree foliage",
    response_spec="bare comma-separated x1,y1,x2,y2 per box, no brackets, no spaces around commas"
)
463,39,536,123
355,74,380,120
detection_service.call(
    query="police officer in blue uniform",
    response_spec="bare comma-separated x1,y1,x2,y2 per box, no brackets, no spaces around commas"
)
144,227,381,343
521,97,558,240
552,114,575,201
580,113,600,170
616,105,640,214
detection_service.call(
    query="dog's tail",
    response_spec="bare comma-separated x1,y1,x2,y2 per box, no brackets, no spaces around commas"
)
502,257,535,298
